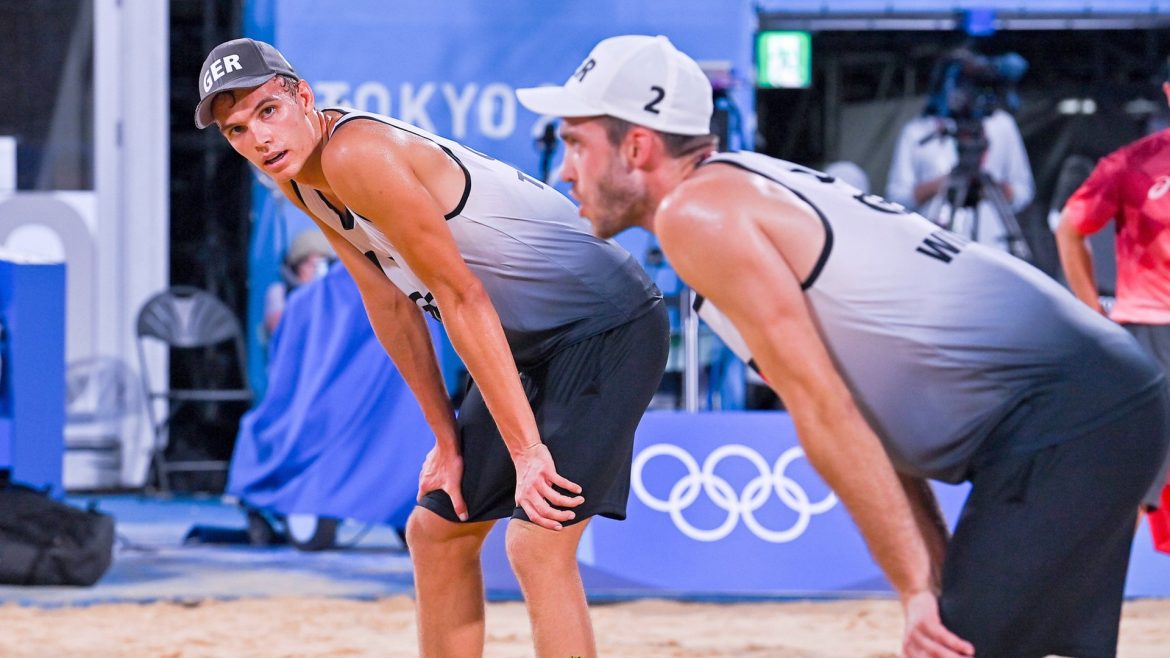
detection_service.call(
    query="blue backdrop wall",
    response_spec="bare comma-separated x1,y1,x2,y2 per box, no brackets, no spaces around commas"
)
242,0,757,395
232,1,1170,599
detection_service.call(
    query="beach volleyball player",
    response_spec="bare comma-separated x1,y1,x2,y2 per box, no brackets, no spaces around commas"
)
518,34,1170,658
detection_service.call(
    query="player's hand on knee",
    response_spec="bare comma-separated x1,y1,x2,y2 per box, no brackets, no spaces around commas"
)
513,443,584,530
901,591,974,658
417,445,470,522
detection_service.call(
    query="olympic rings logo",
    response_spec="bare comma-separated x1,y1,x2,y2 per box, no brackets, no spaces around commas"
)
631,443,838,543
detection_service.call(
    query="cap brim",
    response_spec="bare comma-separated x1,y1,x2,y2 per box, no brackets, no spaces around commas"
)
193,73,280,129
516,85,605,119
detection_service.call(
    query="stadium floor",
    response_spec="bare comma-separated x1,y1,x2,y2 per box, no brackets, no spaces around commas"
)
0,494,414,607
4,493,1168,609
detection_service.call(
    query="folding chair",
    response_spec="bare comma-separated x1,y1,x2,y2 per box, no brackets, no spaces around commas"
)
135,286,252,492
63,356,144,490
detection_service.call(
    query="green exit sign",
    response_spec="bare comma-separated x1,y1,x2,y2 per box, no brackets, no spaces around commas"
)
756,31,812,89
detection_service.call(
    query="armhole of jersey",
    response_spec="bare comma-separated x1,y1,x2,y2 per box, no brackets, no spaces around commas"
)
700,158,834,291
436,144,471,220
692,293,762,375
289,179,307,208
314,190,354,228
330,113,470,221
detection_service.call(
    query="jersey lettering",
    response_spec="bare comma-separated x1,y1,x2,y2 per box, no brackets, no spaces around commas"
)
409,291,442,322
856,193,908,215
787,167,908,215
916,230,967,263
516,169,544,189
363,250,383,273
788,167,834,184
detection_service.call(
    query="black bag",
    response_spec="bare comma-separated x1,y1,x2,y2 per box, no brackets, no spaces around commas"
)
0,484,115,586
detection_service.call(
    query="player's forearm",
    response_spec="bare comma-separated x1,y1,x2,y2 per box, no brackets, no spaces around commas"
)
823,451,934,603
1055,214,1103,313
740,302,933,600
898,474,950,591
366,299,459,449
437,285,541,457
789,399,935,601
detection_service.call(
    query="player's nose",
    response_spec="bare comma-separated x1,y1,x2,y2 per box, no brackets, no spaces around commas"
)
559,157,576,184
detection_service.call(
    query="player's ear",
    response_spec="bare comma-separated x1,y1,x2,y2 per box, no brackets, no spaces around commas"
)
624,126,659,169
296,79,315,113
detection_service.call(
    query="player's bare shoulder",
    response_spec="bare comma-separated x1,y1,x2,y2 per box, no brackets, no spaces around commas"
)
320,115,407,175
662,159,827,279
321,113,466,217
660,161,811,235
657,165,744,237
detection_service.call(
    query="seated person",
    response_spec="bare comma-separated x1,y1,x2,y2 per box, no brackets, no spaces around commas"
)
263,229,335,336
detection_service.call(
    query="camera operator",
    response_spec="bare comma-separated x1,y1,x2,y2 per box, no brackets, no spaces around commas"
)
886,48,1035,254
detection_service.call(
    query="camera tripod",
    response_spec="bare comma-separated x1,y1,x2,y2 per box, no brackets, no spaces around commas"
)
924,169,1032,261
919,120,1032,261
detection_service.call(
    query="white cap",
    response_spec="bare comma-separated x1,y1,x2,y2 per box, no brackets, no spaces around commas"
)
516,35,713,136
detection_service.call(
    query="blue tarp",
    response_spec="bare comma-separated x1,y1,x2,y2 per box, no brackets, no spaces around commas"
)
227,264,433,528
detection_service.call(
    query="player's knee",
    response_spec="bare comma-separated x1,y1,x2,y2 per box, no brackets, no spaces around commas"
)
405,508,493,567
504,522,577,576
404,509,435,551
405,507,464,554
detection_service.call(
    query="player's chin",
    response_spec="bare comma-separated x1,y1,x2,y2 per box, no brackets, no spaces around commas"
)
579,211,607,237
592,219,621,240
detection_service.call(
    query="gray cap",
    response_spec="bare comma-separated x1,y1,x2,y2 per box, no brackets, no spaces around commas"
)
194,38,298,129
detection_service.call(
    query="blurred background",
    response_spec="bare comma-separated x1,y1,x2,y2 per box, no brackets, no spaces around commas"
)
0,0,1165,484
2,0,1169,599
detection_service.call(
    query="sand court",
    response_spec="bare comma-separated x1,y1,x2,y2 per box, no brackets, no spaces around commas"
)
3,596,1169,657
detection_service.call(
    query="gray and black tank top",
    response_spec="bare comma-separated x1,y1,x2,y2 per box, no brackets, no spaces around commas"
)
694,151,1162,482
291,108,660,367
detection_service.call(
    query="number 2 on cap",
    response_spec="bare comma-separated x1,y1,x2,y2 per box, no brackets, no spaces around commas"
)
644,86,665,114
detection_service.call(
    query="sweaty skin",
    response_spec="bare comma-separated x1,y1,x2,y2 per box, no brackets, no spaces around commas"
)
212,77,604,658
558,115,974,658
212,79,584,529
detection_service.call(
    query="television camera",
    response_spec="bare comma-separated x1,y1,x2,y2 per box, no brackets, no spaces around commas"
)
921,49,1032,259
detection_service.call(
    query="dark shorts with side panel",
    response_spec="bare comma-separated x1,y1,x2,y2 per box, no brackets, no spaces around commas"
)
419,301,669,526
939,388,1169,658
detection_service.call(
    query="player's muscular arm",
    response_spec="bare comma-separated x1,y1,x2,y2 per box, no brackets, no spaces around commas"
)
657,184,931,600
319,125,582,528
319,126,537,454
657,176,971,658
277,182,458,448
280,180,476,519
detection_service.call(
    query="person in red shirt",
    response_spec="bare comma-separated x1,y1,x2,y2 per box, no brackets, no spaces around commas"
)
1056,75,1170,513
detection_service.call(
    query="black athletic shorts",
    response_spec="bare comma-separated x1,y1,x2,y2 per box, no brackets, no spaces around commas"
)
939,388,1170,658
419,301,669,526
